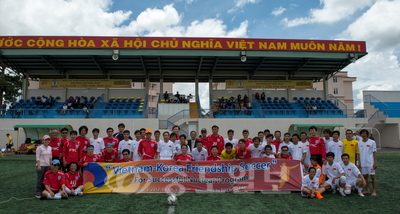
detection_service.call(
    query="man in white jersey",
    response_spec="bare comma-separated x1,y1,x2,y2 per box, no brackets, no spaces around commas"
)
249,137,265,158
321,152,346,196
173,133,191,154
154,130,161,144
158,131,175,160
278,132,292,153
357,129,377,196
300,132,311,167
224,129,238,149
340,153,366,197
326,131,343,164
262,134,277,154
323,129,333,153
191,141,208,161
90,128,104,155
131,130,142,161
288,134,306,162
301,167,320,198
118,130,134,159
262,129,270,143
262,145,276,158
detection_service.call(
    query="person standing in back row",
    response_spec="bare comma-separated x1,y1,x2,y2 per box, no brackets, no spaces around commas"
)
308,126,326,165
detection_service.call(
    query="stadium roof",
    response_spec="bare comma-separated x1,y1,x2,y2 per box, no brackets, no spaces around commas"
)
0,36,367,82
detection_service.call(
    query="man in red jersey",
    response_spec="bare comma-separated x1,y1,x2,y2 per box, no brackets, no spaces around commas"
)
272,130,283,152
175,144,192,162
103,127,120,150
64,162,83,196
207,125,225,154
49,129,63,163
101,143,119,163
60,128,70,148
41,159,68,199
63,130,81,170
308,126,326,165
79,145,102,168
138,129,158,160
236,139,252,159
242,129,253,148
198,128,209,151
76,125,90,155
279,146,293,159
207,146,221,161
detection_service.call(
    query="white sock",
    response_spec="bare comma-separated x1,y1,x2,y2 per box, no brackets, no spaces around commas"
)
47,193,62,199
75,188,82,194
339,187,344,192
65,187,71,194
357,187,363,193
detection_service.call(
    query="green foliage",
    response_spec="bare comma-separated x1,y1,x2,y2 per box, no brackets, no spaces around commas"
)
0,66,23,102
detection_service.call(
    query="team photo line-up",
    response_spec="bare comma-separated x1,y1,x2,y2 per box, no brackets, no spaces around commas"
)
35,123,377,199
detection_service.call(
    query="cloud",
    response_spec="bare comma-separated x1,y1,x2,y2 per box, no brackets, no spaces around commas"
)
271,6,286,16
175,0,197,4
228,0,261,13
282,0,376,27
337,0,400,109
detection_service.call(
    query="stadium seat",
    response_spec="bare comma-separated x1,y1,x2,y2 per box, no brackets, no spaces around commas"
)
110,97,115,100
267,97,272,101
293,97,298,101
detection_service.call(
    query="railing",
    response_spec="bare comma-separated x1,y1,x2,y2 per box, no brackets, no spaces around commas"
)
328,94,347,110
364,94,388,107
90,94,105,118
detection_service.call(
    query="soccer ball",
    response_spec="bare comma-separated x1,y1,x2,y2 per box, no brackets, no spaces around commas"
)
167,194,177,205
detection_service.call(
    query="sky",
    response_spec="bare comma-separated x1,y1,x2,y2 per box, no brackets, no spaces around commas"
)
0,0,399,109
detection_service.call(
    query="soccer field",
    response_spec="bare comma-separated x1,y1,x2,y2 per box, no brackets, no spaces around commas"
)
1,153,400,214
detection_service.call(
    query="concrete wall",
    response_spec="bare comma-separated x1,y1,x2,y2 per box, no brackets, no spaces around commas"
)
379,123,400,148
364,90,400,102
0,118,158,148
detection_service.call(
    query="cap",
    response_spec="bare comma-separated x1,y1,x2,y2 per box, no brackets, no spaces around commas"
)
145,129,152,133
52,159,60,165
201,128,207,133
87,145,94,149
242,129,249,134
106,143,113,147
42,135,51,140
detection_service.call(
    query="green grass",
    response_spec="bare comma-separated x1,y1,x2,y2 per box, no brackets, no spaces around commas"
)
1,153,400,214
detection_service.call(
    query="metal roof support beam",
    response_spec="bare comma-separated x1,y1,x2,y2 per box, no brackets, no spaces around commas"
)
158,56,163,79
196,56,203,79
0,56,25,74
251,57,265,78
141,56,148,79
288,58,309,79
42,55,64,76
91,56,107,78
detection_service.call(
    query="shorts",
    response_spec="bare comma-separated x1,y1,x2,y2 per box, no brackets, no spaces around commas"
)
6,145,12,149
345,178,357,188
361,166,375,175
326,178,339,188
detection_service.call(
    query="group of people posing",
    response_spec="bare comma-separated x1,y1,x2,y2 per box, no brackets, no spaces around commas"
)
35,123,377,199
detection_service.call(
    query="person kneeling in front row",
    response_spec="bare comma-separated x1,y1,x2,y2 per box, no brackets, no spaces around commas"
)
65,162,84,196
41,159,68,200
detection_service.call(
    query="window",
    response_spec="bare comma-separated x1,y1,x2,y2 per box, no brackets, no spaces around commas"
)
333,77,338,83
151,84,156,90
334,100,339,106
333,88,339,94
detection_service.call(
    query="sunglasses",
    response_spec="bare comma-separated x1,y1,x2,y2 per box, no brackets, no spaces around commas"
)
53,164,60,167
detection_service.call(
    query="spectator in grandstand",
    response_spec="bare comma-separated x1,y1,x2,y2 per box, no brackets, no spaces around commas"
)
76,125,90,154
248,137,264,158
207,125,224,154
305,104,311,115
36,135,52,198
211,102,219,117
242,129,253,147
79,96,85,108
175,91,180,100
240,102,247,115
6,133,13,152
224,129,238,149
237,94,242,103
262,145,275,158
63,130,81,169
188,131,199,150
64,162,84,196
342,129,358,164
41,159,68,200
326,131,343,164
82,105,89,117
308,126,326,165
312,104,317,114
164,91,169,102
119,149,133,162
207,146,220,161
67,96,74,107
49,129,63,168
357,129,377,196
220,143,236,160
260,92,266,101
61,103,68,115
101,143,119,163
198,128,209,150
138,129,158,160
90,128,104,155
234,101,240,115
1,101,6,117
340,153,366,197
104,127,120,150
158,131,175,160
16,106,23,118
41,95,47,106
255,92,260,100
73,96,80,108
118,130,133,159
263,134,277,154
236,139,252,159
320,152,346,197
278,133,292,153
301,167,319,198
187,93,193,102
192,141,208,161
279,146,292,159
323,129,333,153
79,145,102,168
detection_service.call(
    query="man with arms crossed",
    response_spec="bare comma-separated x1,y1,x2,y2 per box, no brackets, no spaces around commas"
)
357,129,377,196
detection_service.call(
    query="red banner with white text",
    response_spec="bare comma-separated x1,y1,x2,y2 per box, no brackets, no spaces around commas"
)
83,158,303,194
0,36,366,52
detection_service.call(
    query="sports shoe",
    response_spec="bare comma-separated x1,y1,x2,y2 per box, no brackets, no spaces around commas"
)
332,188,336,194
339,191,346,197
315,191,324,199
61,195,68,199
35,195,42,199
76,192,83,196
358,192,365,197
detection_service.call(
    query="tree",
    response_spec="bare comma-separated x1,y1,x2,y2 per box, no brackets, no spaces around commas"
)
0,66,23,103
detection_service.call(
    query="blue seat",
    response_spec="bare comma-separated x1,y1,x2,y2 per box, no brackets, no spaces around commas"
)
299,97,304,100
317,97,321,100
281,97,286,100
267,97,272,101
293,97,298,101
305,97,310,101
311,97,315,100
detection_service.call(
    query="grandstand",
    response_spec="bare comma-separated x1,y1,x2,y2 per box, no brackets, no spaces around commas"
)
0,36,378,148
